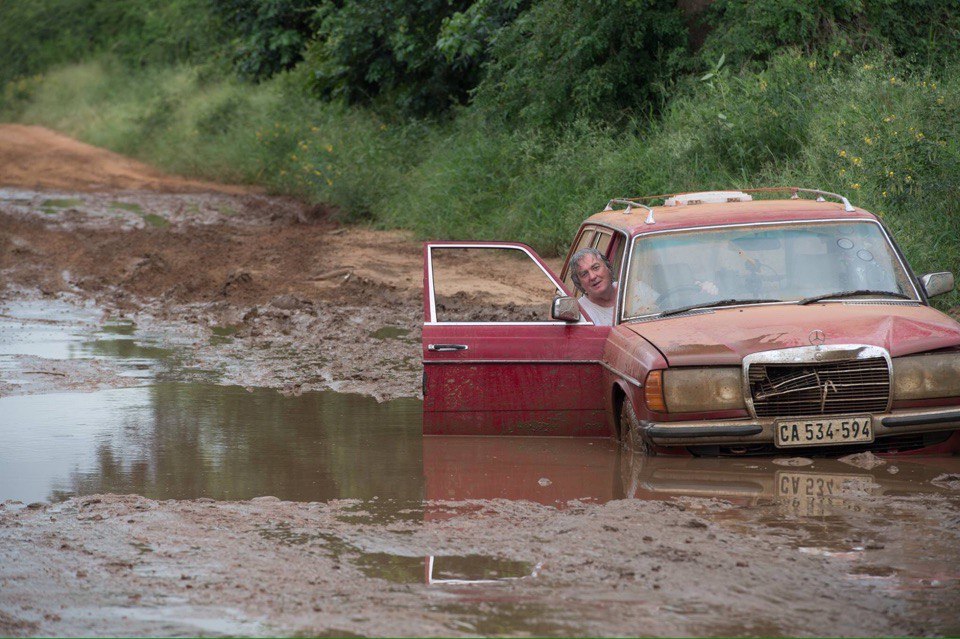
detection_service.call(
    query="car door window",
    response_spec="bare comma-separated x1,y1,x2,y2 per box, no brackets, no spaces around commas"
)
429,246,566,323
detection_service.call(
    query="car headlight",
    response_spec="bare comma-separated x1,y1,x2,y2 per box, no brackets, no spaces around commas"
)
658,367,746,413
892,352,960,400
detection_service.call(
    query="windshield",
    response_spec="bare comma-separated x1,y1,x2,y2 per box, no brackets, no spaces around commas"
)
624,221,917,318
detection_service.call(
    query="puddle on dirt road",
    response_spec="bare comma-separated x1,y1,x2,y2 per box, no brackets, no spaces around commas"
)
3,296,960,634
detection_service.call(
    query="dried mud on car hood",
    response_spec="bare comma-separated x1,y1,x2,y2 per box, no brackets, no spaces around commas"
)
627,303,960,366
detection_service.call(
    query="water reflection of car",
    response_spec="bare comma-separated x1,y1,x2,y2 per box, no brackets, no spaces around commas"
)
422,188,960,456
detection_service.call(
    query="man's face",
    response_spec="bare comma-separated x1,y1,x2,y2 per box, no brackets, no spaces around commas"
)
576,254,613,300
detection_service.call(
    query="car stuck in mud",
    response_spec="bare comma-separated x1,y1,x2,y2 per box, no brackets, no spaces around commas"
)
422,187,960,455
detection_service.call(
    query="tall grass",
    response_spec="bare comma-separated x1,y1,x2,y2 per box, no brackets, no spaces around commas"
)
2,52,957,310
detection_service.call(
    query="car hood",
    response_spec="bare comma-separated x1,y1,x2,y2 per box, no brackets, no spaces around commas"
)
625,303,960,366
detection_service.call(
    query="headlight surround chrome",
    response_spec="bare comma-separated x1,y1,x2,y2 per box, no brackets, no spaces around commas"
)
662,367,745,413
892,352,960,400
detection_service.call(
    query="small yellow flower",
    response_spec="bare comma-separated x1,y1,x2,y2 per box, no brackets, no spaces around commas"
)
833,50,840,58
325,144,333,153
851,183,861,190
888,171,895,177
808,60,817,70
882,191,888,197
905,175,913,182
889,76,897,84
838,149,847,157
864,137,873,145
852,157,863,166
863,64,874,70
839,168,846,176
937,97,945,105
916,132,924,141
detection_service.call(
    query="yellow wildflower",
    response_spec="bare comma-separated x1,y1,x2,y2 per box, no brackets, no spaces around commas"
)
852,157,863,166
851,183,861,190
864,137,873,145
325,144,333,153
838,149,847,157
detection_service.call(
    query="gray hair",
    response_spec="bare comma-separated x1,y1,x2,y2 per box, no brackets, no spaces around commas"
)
569,247,613,293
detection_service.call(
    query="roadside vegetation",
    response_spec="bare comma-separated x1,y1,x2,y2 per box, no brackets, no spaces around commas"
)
1,0,958,308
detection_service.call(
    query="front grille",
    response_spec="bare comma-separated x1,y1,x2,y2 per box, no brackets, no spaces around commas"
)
748,357,890,417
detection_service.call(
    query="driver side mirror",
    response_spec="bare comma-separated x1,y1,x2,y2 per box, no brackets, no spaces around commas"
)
551,296,581,322
920,272,955,298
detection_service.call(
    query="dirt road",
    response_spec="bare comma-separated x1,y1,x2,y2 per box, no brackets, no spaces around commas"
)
2,125,959,637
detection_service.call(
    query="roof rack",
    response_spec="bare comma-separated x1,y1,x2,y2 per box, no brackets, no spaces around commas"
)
604,198,656,224
608,186,857,216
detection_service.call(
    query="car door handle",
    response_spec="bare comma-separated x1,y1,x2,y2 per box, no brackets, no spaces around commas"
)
428,344,468,352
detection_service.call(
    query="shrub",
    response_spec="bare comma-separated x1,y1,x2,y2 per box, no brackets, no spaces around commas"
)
472,0,690,128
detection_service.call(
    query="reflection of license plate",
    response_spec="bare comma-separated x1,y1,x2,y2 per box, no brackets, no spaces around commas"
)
776,472,865,498
774,416,873,448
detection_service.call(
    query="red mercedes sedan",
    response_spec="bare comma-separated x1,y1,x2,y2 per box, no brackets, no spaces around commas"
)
421,188,960,456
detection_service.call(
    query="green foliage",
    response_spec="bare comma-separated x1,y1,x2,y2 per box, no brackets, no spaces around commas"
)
0,0,224,85
302,0,502,116
471,0,690,127
213,0,318,81
702,0,960,69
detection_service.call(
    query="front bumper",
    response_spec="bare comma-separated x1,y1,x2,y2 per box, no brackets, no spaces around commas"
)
643,407,960,447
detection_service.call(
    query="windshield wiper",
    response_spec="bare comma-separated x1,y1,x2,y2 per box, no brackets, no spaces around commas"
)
797,289,912,305
659,298,783,318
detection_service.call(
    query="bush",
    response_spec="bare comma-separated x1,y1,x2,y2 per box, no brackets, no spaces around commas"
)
472,0,690,127
701,0,960,69
0,0,224,85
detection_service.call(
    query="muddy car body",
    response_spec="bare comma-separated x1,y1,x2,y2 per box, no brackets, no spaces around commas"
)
422,188,960,455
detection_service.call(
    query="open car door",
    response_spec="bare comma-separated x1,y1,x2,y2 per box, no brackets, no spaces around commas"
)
422,242,610,436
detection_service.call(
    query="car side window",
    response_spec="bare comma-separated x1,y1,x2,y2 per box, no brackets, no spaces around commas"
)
594,231,612,254
429,246,566,323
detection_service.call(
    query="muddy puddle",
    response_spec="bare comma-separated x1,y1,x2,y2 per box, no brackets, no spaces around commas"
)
3,295,960,636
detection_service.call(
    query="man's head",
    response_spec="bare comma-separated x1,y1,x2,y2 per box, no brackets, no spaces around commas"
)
570,247,615,301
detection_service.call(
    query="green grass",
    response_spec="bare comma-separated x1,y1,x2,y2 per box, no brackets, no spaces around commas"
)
3,53,958,311
41,198,84,208
141,213,170,228
109,201,144,213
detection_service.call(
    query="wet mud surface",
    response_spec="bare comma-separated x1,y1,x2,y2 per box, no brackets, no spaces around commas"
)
2,125,960,636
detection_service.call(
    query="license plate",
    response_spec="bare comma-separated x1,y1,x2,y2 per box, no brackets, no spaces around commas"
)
774,416,873,448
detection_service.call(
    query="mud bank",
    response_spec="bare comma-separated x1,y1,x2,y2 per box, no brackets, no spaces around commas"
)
2,490,953,638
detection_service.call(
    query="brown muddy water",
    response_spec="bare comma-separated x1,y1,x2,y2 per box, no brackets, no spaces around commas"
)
3,297,960,636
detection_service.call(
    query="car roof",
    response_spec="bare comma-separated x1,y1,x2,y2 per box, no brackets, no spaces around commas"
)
585,199,879,236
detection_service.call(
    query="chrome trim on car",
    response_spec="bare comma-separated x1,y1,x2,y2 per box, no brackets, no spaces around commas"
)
742,344,893,419
641,404,960,445
882,408,960,428
645,424,763,438
599,361,643,388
